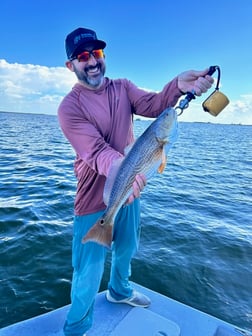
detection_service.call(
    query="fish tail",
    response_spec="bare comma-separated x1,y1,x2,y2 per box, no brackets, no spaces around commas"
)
82,219,113,249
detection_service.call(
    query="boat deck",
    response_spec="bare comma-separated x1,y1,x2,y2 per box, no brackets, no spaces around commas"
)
0,282,250,336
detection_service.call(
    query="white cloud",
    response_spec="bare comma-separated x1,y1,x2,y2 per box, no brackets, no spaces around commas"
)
173,93,252,125
0,59,251,124
0,59,75,114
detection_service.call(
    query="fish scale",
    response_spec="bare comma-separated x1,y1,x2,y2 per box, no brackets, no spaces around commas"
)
82,107,178,248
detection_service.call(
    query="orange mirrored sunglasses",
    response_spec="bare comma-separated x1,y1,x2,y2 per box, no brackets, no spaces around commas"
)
71,49,104,62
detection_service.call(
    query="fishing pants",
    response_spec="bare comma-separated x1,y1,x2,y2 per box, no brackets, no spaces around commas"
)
63,199,141,336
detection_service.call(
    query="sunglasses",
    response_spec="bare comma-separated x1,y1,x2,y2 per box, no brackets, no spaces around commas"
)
71,49,104,62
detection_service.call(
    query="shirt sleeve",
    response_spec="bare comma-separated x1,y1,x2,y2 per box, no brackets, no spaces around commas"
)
58,98,123,178
125,76,182,118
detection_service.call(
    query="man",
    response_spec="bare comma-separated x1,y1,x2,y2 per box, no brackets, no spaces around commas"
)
58,27,213,336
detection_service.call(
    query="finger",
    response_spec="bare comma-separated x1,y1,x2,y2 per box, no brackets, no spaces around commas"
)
132,180,140,198
205,75,215,84
126,194,134,205
187,68,209,80
194,77,214,95
135,174,147,190
140,174,147,186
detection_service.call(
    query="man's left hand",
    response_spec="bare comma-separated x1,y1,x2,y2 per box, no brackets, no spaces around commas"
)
177,68,214,96
126,173,147,204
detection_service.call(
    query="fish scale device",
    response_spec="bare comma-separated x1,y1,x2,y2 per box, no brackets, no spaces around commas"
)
176,65,229,116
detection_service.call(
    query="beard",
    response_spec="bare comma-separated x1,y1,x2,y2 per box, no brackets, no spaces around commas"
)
73,61,106,88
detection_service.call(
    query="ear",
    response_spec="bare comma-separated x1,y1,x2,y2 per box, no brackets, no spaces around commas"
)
65,60,74,72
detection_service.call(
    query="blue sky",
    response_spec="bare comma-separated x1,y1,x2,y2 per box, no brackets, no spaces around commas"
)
0,0,251,124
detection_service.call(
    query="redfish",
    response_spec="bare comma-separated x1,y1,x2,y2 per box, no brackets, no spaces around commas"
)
82,107,178,248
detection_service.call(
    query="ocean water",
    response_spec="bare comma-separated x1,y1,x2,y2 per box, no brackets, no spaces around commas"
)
0,111,251,331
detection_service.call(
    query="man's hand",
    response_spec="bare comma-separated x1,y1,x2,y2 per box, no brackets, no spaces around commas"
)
178,68,214,96
126,173,147,204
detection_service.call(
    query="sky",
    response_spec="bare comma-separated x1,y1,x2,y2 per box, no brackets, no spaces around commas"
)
0,0,251,124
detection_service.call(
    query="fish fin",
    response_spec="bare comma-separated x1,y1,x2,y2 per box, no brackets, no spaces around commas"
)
158,149,167,173
103,158,124,205
82,220,113,249
164,117,179,155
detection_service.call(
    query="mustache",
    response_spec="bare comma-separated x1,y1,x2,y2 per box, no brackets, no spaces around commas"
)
85,63,101,72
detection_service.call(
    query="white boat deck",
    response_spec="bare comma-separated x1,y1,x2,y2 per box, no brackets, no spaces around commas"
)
0,283,250,336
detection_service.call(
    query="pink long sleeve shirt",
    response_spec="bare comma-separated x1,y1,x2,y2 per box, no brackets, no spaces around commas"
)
58,77,181,216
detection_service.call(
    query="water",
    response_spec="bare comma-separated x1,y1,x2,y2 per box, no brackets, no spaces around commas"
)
0,112,251,331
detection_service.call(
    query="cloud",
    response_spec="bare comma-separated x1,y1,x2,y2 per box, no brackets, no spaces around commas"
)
169,92,252,125
225,94,252,124
0,59,251,124
0,59,75,114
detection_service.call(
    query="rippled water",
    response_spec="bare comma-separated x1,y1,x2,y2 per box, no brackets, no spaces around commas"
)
0,112,251,331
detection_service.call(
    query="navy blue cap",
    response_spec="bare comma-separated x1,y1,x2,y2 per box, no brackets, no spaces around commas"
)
65,27,106,60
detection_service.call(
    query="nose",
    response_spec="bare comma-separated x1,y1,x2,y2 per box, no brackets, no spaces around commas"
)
87,53,97,65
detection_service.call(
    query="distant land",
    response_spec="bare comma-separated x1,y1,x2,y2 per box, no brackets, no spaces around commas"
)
1,110,250,126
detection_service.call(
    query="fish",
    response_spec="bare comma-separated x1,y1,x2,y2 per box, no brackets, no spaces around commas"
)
82,107,178,248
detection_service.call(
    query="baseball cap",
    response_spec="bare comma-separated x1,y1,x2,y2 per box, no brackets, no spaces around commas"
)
65,27,106,60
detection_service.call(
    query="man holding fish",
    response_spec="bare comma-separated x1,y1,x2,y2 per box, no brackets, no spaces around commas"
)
58,27,214,336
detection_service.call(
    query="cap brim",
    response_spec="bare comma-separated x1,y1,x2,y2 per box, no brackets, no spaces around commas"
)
71,40,106,59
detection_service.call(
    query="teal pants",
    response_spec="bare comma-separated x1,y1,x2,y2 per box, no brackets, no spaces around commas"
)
63,199,141,336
